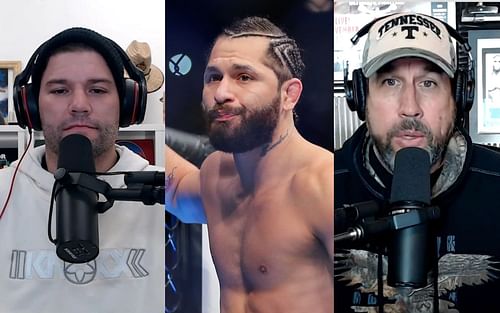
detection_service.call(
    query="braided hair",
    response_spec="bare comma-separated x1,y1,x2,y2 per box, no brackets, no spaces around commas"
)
218,16,305,85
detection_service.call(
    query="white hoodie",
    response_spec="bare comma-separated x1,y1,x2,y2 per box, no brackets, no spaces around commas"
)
0,144,164,313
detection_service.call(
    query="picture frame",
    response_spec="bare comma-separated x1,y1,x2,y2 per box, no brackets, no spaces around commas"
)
0,61,22,124
468,30,500,145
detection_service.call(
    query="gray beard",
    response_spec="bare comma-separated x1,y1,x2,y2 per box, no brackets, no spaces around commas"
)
362,128,468,198
368,118,452,172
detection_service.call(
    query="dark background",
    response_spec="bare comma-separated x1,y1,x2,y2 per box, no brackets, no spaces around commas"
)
166,0,333,151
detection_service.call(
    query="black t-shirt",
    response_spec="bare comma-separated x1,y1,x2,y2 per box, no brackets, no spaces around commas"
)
335,124,500,313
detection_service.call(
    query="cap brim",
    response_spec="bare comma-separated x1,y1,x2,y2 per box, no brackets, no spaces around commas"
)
362,48,455,78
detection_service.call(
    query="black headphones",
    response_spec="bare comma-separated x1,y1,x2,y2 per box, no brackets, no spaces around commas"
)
344,13,475,123
13,27,147,131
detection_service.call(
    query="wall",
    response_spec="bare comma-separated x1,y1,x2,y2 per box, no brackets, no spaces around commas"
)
0,0,165,125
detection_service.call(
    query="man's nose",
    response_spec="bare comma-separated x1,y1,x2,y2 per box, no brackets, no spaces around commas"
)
398,85,422,118
213,77,235,105
69,88,91,114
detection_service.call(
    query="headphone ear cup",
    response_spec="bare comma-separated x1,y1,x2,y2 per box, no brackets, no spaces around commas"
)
454,70,465,115
464,69,475,114
454,69,476,120
352,69,367,121
344,68,367,121
344,74,356,112
13,83,42,131
120,78,146,127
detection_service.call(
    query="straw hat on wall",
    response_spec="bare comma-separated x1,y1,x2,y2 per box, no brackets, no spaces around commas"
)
126,40,164,93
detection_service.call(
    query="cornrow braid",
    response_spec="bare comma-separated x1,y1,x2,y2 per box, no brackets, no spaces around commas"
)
220,17,305,84
268,37,304,82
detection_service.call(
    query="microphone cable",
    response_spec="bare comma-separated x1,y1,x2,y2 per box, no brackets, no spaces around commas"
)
46,169,121,244
0,131,32,220
47,168,98,245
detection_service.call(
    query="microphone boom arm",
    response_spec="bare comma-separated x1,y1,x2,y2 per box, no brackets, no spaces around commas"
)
334,205,440,242
54,169,165,214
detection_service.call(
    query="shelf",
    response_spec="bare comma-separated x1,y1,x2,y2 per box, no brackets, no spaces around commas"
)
0,125,29,158
0,124,164,166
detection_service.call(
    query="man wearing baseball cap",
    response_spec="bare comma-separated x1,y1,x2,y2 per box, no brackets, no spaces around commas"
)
335,12,500,312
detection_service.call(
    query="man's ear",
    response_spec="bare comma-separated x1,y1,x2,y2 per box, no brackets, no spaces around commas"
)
281,78,303,111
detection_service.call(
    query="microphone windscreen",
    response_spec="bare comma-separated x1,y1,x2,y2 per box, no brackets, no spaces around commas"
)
390,147,431,205
57,134,95,172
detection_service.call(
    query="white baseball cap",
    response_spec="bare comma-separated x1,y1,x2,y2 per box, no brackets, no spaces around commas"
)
361,13,457,78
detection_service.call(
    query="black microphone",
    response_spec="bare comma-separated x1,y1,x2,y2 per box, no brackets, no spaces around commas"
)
55,134,99,263
387,147,431,290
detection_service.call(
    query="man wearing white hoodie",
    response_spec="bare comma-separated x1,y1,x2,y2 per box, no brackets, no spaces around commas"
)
0,28,164,313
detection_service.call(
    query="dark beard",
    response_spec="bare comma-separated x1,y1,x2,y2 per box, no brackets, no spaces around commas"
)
368,118,453,171
205,95,280,153
43,118,118,158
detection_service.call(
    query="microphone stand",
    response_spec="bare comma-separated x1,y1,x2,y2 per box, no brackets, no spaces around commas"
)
334,205,440,242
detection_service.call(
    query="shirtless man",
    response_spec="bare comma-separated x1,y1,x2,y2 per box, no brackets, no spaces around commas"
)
166,16,333,312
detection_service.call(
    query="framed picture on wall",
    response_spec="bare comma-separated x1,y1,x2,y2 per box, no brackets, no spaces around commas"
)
476,38,500,133
0,61,22,124
469,30,500,145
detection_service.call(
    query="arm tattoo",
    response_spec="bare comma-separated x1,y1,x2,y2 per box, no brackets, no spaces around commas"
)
165,167,176,191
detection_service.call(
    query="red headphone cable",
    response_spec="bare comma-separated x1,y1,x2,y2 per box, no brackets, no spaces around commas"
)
0,131,32,220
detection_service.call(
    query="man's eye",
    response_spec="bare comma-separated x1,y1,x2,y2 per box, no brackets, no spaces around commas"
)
90,88,107,94
205,74,222,83
382,78,397,86
50,88,67,95
421,80,436,88
238,74,252,82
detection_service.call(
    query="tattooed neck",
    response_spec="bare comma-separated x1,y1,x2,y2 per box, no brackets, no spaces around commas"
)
261,129,289,156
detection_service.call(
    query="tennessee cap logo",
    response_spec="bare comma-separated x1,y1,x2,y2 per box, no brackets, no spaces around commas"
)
361,13,456,78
